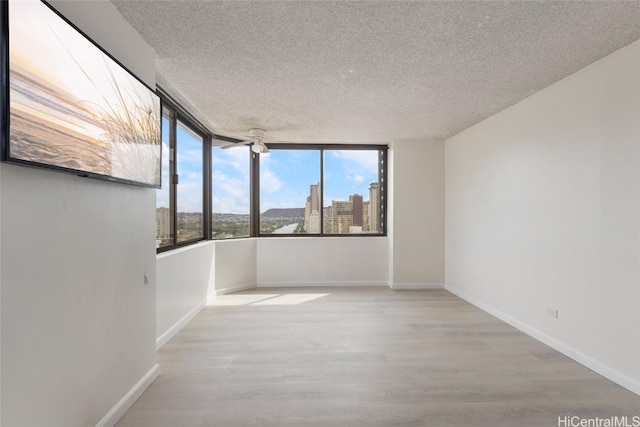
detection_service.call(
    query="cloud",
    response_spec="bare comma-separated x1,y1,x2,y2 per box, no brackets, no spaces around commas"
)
178,147,203,170
209,147,252,213
177,170,203,213
330,150,379,175
259,153,283,193
212,170,250,213
261,168,282,193
346,173,364,184
213,146,250,176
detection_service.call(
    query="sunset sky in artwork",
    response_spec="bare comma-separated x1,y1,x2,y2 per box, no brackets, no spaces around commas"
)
9,1,156,138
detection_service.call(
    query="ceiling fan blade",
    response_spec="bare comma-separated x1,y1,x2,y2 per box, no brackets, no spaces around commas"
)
220,140,251,149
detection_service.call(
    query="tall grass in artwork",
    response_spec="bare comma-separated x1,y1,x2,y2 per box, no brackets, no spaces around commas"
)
67,49,161,185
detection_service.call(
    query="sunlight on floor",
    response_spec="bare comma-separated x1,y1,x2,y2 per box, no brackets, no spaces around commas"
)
207,293,329,306
252,293,329,305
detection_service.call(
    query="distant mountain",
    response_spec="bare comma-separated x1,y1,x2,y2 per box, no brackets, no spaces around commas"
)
261,208,305,218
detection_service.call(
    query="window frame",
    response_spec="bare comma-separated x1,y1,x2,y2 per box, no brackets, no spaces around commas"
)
156,93,214,253
156,90,388,253
255,143,388,238
174,117,207,246
155,108,175,251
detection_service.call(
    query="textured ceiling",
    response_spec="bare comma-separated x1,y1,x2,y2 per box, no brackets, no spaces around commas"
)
111,1,640,143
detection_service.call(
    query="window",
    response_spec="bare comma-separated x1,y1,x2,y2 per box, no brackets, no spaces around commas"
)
257,145,386,236
176,120,204,243
156,91,387,252
155,111,173,249
156,99,209,252
211,145,251,239
323,149,383,235
259,149,320,234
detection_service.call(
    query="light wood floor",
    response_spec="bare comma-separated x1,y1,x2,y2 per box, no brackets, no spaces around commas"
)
117,287,640,427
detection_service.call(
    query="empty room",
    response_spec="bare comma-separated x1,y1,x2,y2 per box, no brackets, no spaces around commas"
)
1,1,639,426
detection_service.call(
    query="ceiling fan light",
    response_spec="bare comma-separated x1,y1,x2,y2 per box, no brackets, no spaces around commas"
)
251,143,264,153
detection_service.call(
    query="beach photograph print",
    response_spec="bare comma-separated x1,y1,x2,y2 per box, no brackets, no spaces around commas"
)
8,0,161,187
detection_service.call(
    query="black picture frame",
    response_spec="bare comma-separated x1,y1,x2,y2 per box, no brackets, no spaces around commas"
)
0,0,162,188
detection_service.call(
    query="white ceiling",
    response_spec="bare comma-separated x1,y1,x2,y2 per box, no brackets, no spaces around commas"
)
111,1,640,144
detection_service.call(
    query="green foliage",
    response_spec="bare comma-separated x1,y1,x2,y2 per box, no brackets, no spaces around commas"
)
212,221,250,239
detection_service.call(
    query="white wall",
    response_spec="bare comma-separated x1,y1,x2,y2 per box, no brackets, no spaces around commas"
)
390,140,445,288
1,1,159,426
445,39,640,394
212,239,257,295
156,242,214,349
257,237,388,286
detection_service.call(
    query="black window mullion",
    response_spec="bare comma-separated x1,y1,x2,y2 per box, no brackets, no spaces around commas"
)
203,135,212,240
379,148,387,236
250,151,260,237
320,148,324,235
169,109,178,249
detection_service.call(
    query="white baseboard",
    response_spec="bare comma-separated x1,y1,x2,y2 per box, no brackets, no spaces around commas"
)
389,282,444,290
257,281,388,288
156,302,205,350
214,283,257,296
208,283,257,303
445,284,640,397
95,363,160,427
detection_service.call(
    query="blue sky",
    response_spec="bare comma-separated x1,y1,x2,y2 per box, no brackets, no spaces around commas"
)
158,129,380,214
156,120,205,213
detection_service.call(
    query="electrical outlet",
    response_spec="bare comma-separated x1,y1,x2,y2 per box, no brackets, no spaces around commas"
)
546,307,558,319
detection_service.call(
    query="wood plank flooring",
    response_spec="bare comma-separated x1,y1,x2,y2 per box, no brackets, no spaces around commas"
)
116,287,640,427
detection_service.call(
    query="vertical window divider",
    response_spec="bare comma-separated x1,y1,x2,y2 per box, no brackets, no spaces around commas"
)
250,151,260,237
203,134,212,240
380,148,387,235
319,148,324,235
168,109,177,250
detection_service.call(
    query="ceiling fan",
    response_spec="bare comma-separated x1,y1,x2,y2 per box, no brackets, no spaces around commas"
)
221,128,270,153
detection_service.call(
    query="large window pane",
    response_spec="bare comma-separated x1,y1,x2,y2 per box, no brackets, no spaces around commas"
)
176,120,204,242
259,149,320,234
212,145,250,238
323,149,381,234
155,113,173,248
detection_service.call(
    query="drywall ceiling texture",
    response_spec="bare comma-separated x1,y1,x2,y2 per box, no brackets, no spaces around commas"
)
112,1,640,143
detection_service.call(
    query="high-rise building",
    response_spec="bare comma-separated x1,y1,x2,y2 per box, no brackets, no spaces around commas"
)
304,199,311,231
315,185,376,234
363,201,370,231
156,207,171,245
331,200,353,234
304,182,321,233
350,194,363,227
307,211,320,233
369,182,380,233
324,206,333,233
309,183,320,212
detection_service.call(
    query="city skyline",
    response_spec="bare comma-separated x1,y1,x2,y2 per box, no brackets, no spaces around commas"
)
304,181,380,234
157,179,381,242
157,146,382,242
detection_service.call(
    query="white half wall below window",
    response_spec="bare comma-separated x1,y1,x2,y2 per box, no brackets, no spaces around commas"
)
256,237,389,287
156,242,215,349
210,239,257,297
